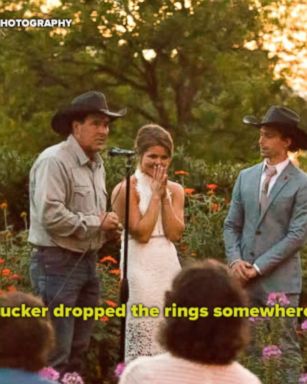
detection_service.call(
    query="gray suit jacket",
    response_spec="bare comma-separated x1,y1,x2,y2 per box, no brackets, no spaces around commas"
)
224,161,307,303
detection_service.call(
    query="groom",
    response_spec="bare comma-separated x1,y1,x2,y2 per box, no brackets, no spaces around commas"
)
224,105,307,382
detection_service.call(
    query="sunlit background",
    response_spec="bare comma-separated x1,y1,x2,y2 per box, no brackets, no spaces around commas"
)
263,1,306,99
39,0,307,100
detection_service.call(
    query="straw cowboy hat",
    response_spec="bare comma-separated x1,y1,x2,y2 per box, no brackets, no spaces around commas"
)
243,105,307,150
51,90,126,135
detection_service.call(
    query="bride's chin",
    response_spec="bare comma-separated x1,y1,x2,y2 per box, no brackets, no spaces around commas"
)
141,167,154,177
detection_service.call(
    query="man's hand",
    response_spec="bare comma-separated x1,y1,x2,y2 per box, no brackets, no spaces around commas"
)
105,226,122,243
105,223,123,243
230,260,253,285
245,266,258,280
100,212,119,231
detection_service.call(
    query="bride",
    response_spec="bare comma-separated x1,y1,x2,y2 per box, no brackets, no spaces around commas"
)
112,124,185,362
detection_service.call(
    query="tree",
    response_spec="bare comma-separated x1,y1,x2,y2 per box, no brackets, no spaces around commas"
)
0,0,305,160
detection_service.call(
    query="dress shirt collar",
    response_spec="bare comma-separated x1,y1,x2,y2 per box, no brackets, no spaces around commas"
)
67,134,102,167
262,157,290,177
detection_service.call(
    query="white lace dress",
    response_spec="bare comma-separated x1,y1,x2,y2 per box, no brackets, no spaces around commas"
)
121,168,181,362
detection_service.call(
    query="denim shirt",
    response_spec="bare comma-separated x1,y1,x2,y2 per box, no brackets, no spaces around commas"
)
28,135,107,252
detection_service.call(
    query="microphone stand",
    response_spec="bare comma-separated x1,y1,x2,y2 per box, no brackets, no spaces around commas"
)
119,154,133,362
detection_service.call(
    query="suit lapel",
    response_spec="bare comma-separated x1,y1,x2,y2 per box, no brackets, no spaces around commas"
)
256,162,293,226
249,163,263,221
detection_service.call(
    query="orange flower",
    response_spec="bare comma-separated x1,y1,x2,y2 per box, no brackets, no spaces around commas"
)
0,202,8,210
99,255,118,264
109,269,121,276
210,203,221,212
9,273,21,281
206,184,218,191
175,170,189,176
6,285,17,292
0,258,5,264
2,268,11,277
100,316,109,323
184,188,195,195
105,299,117,308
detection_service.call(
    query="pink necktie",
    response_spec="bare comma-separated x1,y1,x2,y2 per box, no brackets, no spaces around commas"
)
260,165,277,212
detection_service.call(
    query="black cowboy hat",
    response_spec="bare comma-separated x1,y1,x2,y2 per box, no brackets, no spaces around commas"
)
243,105,307,150
51,90,126,135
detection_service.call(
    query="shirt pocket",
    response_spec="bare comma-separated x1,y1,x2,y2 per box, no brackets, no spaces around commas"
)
73,186,95,214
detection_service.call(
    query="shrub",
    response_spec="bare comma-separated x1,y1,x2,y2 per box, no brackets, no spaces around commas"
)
0,147,34,230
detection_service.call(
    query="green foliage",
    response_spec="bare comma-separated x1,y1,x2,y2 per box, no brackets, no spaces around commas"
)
0,148,34,229
1,159,307,383
168,149,248,263
86,260,121,384
180,191,229,263
0,0,306,161
240,308,307,383
0,206,32,293
172,146,248,194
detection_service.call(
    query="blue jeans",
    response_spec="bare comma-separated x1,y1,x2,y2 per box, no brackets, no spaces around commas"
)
30,247,100,375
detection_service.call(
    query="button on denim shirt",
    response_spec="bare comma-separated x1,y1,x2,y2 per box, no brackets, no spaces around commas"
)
28,135,107,252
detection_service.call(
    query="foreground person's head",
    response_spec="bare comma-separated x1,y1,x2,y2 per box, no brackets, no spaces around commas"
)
159,259,249,365
0,291,54,372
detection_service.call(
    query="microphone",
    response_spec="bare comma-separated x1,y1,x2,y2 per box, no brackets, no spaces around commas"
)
108,147,135,157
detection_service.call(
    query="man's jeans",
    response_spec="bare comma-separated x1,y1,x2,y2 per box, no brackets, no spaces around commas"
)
30,246,100,375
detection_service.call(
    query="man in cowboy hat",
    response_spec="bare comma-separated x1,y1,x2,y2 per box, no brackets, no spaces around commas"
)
28,91,126,378
224,105,307,382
